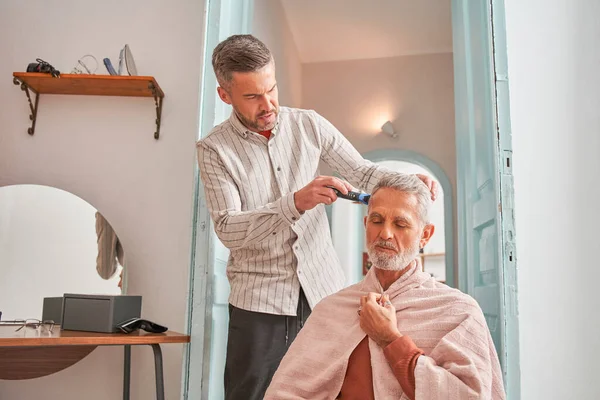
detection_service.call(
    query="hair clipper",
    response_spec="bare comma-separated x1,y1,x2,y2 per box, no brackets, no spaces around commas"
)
327,186,370,205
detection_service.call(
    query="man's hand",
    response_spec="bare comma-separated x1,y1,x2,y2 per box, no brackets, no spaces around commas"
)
416,174,439,201
294,176,353,213
359,293,402,348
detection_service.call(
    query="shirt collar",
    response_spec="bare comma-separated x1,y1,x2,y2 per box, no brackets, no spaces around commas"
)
229,110,280,139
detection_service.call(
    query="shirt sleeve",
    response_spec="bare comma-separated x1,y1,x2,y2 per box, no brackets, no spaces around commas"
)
197,141,302,250
383,335,424,400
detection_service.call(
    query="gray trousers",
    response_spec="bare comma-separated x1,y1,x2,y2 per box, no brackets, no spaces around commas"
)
224,289,311,400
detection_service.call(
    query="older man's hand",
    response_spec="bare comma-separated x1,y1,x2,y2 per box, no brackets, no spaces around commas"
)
359,293,403,348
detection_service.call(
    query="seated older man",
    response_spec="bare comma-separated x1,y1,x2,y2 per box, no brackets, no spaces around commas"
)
265,175,505,400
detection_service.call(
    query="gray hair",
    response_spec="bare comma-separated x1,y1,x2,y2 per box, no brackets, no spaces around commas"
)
371,174,432,225
212,34,273,89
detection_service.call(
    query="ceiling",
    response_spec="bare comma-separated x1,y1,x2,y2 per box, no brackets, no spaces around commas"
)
279,0,453,63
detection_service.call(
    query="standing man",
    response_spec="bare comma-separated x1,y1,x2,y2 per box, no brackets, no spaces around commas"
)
196,34,437,400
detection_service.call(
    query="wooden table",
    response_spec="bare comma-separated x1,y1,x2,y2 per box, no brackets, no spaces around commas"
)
0,326,190,400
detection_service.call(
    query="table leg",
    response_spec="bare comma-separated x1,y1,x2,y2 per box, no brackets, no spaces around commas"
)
150,344,165,400
123,345,131,400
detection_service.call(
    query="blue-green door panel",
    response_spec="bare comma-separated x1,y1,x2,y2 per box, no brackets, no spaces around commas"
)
452,0,504,373
452,0,520,398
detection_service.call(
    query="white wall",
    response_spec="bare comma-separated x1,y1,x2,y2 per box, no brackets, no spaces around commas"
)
0,185,121,320
505,0,600,398
253,0,303,107
0,0,204,398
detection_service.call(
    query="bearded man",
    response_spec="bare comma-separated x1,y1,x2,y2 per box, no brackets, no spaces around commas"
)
265,174,506,400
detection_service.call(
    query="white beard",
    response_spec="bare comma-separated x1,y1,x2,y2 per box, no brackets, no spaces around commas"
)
367,239,420,271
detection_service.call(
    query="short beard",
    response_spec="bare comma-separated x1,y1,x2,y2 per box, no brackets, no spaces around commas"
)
233,106,278,132
367,239,420,271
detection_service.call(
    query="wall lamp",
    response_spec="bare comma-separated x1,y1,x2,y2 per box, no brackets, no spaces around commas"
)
381,120,398,138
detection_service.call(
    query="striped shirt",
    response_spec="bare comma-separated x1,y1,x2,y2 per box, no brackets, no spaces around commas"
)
197,107,393,315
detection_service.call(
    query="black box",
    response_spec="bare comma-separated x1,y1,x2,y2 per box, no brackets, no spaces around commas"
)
42,297,64,324
61,294,142,333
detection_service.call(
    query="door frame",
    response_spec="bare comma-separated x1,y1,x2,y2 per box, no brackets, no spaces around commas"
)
182,0,520,398
487,0,521,397
181,0,253,399
452,1,520,398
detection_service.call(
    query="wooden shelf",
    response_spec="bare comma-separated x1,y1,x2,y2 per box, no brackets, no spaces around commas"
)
12,72,164,139
13,73,164,97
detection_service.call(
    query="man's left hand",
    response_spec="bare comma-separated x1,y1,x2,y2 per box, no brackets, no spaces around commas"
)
359,293,402,348
416,174,438,201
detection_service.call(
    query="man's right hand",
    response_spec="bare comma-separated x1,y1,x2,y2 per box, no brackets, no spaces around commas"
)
294,176,354,213
360,293,402,348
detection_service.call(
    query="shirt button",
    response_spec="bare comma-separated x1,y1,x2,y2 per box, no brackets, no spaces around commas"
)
277,167,281,171
272,232,276,235
292,217,297,221
295,246,299,250
298,270,302,275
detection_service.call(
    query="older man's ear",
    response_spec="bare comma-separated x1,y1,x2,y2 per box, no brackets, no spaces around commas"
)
420,224,435,249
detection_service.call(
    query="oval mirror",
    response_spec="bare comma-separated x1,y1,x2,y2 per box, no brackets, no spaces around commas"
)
0,184,125,321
